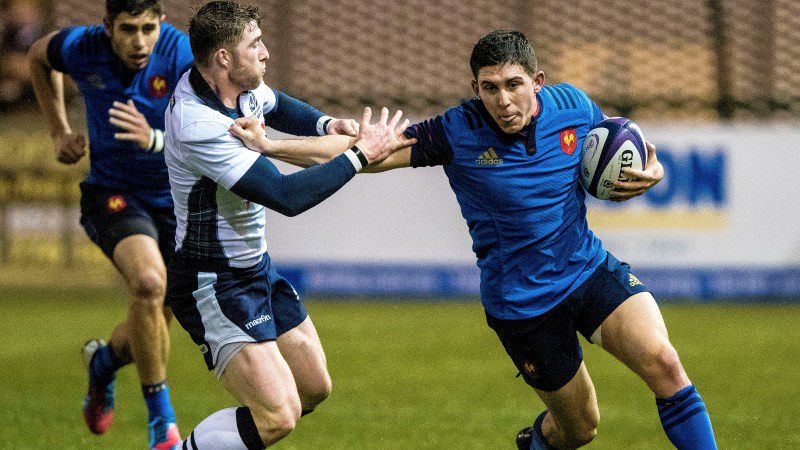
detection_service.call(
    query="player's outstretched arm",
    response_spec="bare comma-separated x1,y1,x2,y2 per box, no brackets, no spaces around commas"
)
266,88,359,137
28,31,86,165
610,140,664,201
227,107,415,216
230,117,356,168
230,108,414,171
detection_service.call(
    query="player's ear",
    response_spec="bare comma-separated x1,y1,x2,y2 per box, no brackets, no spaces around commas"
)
215,49,230,68
160,14,166,23
533,71,545,92
471,79,479,96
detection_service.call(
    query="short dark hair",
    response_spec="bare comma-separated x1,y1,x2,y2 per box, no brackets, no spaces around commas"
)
189,1,261,67
106,0,163,23
469,29,537,78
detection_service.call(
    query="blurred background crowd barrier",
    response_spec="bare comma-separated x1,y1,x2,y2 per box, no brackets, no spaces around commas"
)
0,0,798,298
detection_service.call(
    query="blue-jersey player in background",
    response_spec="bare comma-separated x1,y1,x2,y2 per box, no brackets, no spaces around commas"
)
233,30,717,449
27,1,359,448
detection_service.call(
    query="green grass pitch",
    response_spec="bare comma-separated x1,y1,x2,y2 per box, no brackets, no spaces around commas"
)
1,286,799,449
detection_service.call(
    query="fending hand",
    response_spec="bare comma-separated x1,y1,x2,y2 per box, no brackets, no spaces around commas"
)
354,107,416,165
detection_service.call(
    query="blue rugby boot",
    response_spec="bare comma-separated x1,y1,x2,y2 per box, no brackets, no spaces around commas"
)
149,416,182,450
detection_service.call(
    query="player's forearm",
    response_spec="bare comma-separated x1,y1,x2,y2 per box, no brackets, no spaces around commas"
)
262,134,356,168
28,41,71,136
230,152,358,217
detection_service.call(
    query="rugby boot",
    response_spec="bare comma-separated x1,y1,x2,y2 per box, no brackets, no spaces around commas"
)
82,339,116,434
149,416,182,450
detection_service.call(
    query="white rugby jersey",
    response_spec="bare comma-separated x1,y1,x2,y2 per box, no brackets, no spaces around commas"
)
164,68,276,269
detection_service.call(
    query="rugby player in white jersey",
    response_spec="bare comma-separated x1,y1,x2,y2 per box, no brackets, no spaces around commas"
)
163,2,414,448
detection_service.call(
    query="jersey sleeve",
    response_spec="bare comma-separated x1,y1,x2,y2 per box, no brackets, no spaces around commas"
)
263,89,325,136
46,26,84,73
403,115,453,167
179,121,260,190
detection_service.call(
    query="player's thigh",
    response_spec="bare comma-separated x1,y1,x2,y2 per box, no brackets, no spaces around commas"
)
221,340,301,418
599,292,689,396
535,362,599,435
277,316,331,399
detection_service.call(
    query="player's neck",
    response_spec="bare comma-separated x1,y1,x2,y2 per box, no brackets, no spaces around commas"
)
196,66,239,109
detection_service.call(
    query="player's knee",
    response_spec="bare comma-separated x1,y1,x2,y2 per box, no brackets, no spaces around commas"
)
649,345,687,386
128,269,166,303
302,373,332,409
570,426,598,447
255,405,300,444
564,420,598,447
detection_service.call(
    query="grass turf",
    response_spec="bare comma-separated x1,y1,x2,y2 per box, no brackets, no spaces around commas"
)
0,286,798,449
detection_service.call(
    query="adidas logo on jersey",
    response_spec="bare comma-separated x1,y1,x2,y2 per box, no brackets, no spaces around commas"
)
476,148,503,165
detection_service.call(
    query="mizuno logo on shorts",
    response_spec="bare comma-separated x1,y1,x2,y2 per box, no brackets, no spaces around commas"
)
244,314,272,330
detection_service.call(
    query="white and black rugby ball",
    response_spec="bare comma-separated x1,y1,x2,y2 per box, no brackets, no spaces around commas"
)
580,117,647,200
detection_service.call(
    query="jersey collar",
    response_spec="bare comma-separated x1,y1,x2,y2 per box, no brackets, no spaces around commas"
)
189,67,241,119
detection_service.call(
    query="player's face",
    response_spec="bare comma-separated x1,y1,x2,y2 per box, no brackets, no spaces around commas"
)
105,10,163,70
229,21,269,91
472,63,544,134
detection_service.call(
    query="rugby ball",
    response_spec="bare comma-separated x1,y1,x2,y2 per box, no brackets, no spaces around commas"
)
580,117,647,200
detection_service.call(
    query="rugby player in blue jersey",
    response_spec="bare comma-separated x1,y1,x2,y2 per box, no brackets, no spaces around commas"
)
164,3,414,448
234,30,717,449
27,1,359,448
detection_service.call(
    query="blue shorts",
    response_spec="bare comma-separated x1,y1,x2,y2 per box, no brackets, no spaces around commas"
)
79,182,175,263
167,254,307,371
486,252,648,392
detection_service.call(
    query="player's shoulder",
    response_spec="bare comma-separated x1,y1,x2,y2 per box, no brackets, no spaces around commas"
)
54,24,107,57
540,83,594,112
170,74,231,142
153,22,189,57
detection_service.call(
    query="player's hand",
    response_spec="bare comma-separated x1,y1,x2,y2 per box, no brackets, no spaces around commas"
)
109,100,153,150
54,132,87,165
610,140,663,202
230,116,272,154
354,107,416,165
326,118,359,137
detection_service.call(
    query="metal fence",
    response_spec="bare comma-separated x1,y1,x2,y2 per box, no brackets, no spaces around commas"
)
50,0,800,121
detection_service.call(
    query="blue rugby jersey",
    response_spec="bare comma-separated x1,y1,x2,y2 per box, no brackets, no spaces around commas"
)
405,83,608,320
47,23,194,208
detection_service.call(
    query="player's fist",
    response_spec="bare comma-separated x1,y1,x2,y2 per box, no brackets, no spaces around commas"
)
326,118,359,137
54,132,87,165
354,107,415,165
230,116,271,154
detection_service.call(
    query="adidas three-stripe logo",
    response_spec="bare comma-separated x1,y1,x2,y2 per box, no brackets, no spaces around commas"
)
476,148,503,165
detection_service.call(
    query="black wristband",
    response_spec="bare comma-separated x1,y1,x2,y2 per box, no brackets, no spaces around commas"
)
351,145,369,167
321,118,333,135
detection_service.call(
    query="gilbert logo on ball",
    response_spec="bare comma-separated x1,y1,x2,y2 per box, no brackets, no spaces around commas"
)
580,117,646,200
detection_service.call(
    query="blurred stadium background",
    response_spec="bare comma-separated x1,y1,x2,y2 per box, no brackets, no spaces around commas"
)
1,0,799,448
